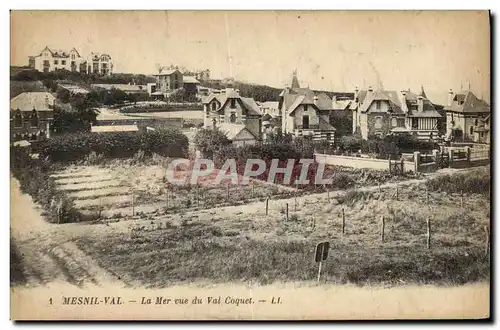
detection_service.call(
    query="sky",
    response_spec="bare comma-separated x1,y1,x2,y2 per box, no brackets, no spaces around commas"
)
10,10,490,104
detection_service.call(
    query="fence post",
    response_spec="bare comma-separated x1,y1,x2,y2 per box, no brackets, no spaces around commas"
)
400,158,405,174
448,148,454,167
413,151,420,173
426,218,431,249
166,188,169,211
132,193,135,216
460,190,464,207
286,203,289,221
381,215,385,243
99,197,102,219
465,146,471,165
341,208,345,235
226,182,230,201
265,198,269,215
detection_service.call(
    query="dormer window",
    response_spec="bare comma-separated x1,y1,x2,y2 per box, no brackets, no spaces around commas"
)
212,102,217,111
376,101,381,110
230,99,236,109
230,112,236,123
304,105,308,112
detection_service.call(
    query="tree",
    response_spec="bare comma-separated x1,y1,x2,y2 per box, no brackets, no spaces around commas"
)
193,128,231,158
57,88,71,104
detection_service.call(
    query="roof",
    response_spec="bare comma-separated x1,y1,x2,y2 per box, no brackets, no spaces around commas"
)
155,69,181,76
217,123,256,140
315,93,333,111
13,140,31,147
183,76,200,84
202,91,262,116
259,101,279,109
58,84,90,94
319,117,336,131
444,91,490,113
10,92,55,112
355,88,441,117
91,125,139,133
331,99,352,111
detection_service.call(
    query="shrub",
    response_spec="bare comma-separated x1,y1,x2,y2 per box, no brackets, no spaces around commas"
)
426,168,490,197
193,128,231,158
39,128,188,162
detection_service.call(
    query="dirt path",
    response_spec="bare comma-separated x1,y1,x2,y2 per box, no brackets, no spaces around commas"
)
10,176,124,288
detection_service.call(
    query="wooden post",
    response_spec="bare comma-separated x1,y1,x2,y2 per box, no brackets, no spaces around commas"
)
265,198,269,215
196,184,199,206
166,188,169,211
226,182,230,201
484,225,490,257
294,194,297,212
99,197,102,219
132,193,135,216
426,218,431,249
395,186,399,200
251,182,255,199
460,190,464,207
426,186,429,203
286,203,289,221
381,215,385,242
378,182,381,193
317,261,323,284
341,208,345,235
327,189,330,200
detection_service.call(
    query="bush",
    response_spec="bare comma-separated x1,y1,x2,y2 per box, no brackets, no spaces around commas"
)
10,146,82,223
39,128,188,162
426,168,490,197
193,128,231,158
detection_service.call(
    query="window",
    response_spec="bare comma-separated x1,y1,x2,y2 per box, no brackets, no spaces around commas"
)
14,111,22,128
212,102,217,111
230,112,236,123
374,116,383,129
474,119,478,126
71,54,75,60
326,133,331,141
376,101,381,110
304,105,308,112
412,119,419,129
391,117,397,127
54,60,58,65
30,110,38,128
302,115,309,129
470,126,474,135
230,99,236,108
61,60,66,65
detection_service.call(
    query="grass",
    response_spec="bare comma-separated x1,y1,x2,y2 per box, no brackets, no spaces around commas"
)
426,167,490,197
10,239,27,285
75,181,490,288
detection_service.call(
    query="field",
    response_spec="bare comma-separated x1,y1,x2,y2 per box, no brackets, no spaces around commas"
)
70,168,490,288
50,162,294,219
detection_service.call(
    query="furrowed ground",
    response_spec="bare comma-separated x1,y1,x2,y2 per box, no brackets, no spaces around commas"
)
72,167,490,288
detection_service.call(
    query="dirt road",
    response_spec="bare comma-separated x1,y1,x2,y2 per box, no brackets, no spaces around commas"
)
10,176,123,288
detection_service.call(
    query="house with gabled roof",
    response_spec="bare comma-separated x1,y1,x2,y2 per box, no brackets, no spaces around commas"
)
351,85,442,140
279,71,336,142
10,92,55,142
202,87,262,144
444,89,490,143
28,46,113,75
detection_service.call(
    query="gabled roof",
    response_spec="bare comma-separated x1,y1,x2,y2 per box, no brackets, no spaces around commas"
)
217,123,257,140
444,90,490,113
202,91,261,116
10,92,55,112
319,116,336,131
315,93,333,111
155,69,181,76
332,99,352,111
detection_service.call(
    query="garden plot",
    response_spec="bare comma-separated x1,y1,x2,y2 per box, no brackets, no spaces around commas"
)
51,163,294,218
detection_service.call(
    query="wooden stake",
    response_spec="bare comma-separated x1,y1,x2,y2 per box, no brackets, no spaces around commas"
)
484,225,490,257
294,194,297,212
286,203,289,221
381,215,385,242
341,208,345,235
327,189,330,200
426,218,431,249
99,197,102,219
378,182,381,193
265,198,269,215
460,190,464,207
395,186,399,200
426,186,429,203
317,261,323,284
251,182,255,198
132,193,135,216
226,182,230,201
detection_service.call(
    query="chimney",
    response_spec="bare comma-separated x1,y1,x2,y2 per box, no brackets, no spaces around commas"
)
448,89,454,106
417,94,424,112
367,86,373,97
401,91,408,112
235,89,240,95
354,86,359,101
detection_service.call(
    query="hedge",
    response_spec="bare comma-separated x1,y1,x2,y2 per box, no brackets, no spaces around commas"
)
10,147,81,223
39,128,189,162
